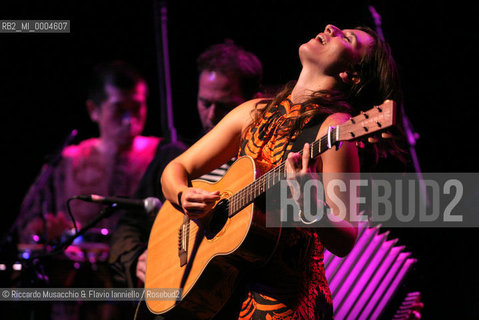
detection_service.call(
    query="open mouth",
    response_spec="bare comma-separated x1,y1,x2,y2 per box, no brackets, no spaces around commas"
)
315,34,327,45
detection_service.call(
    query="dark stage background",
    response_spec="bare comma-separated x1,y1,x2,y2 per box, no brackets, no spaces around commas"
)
1,0,478,318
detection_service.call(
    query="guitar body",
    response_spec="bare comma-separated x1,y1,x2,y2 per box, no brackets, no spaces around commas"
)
145,156,281,319
144,100,397,319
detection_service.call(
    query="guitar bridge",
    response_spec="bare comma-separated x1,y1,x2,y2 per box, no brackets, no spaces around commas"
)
178,216,189,267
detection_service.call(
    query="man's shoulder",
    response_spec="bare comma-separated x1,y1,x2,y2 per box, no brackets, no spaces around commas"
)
61,137,98,159
155,137,188,154
133,136,162,152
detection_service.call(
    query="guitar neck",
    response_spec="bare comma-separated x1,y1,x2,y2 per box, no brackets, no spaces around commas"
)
227,100,396,218
228,127,337,218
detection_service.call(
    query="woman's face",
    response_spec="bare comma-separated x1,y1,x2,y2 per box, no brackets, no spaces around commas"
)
299,24,375,76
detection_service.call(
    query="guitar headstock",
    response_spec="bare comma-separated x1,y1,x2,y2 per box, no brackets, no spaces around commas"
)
338,100,397,143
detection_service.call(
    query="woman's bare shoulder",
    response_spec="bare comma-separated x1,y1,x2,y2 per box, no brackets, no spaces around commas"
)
228,98,270,130
323,112,352,127
314,112,352,139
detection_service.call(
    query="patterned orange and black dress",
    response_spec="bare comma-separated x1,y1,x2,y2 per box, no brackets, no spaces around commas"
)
236,97,334,320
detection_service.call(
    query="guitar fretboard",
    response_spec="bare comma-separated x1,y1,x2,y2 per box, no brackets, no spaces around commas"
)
228,127,338,217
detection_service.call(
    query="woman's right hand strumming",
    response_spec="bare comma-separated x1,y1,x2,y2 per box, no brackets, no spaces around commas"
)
179,188,221,219
161,99,260,214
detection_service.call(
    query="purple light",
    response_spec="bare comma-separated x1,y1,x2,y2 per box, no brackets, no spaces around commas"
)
101,228,109,236
22,251,30,259
32,234,40,242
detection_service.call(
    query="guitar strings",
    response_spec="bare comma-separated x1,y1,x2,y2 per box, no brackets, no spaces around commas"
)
228,132,332,217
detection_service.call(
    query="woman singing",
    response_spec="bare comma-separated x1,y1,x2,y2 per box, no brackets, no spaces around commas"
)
161,24,402,320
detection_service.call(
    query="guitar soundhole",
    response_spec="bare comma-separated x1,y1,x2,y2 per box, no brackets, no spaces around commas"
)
204,199,229,240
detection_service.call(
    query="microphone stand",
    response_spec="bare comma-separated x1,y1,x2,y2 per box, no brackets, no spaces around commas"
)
368,5,429,206
14,204,115,291
15,205,116,267
47,205,116,258
153,0,177,143
15,205,116,320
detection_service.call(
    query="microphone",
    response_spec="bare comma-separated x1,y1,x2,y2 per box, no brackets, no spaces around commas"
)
73,194,161,213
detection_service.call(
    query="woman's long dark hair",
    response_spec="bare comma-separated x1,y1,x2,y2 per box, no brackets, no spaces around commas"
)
348,27,403,110
244,26,407,167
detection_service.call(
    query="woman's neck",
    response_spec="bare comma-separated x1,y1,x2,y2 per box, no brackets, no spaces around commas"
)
290,68,337,104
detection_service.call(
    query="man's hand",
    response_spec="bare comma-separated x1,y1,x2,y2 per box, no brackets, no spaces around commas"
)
23,212,73,243
45,212,72,242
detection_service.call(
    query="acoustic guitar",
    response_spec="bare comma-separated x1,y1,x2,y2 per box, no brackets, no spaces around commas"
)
145,100,397,319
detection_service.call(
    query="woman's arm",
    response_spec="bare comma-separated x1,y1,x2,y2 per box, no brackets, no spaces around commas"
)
161,99,261,218
316,113,360,256
286,112,360,257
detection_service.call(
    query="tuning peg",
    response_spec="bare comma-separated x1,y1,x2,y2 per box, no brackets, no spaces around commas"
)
381,132,393,139
356,141,365,148
368,136,379,143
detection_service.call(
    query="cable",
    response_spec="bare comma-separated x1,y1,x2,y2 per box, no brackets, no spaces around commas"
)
65,197,79,235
